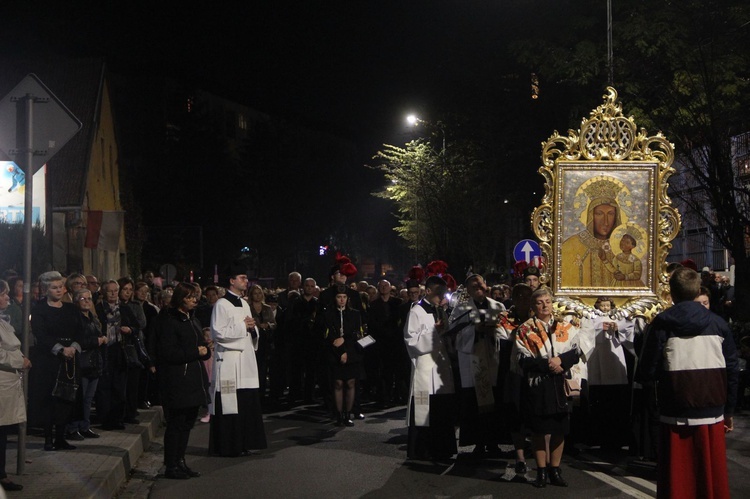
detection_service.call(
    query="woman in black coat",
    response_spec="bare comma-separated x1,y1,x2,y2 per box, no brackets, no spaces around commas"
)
324,285,363,427
30,271,83,451
155,282,211,479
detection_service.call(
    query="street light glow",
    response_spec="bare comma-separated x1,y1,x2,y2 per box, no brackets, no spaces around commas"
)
406,114,419,126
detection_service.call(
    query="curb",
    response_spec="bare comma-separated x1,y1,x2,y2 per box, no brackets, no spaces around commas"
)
5,407,163,498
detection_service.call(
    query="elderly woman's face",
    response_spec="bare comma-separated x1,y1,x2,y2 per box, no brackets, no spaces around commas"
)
532,293,553,320
592,203,617,239
76,291,94,312
47,279,66,301
105,284,120,304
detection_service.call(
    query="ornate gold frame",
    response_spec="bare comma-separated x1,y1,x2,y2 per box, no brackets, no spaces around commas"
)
531,87,681,319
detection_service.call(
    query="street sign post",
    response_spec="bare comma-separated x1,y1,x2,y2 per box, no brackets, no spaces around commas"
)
513,239,542,264
0,73,82,474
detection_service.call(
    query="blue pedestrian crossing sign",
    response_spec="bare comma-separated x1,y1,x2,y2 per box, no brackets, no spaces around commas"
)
513,239,541,264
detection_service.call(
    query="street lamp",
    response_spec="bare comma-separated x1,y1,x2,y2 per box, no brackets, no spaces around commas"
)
405,114,445,154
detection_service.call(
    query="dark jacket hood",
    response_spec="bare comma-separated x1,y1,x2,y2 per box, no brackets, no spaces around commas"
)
656,301,713,337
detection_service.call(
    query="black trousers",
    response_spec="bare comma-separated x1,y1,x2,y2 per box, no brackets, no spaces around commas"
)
407,394,458,459
44,397,74,440
0,425,10,479
96,345,127,427
163,406,199,467
125,366,142,419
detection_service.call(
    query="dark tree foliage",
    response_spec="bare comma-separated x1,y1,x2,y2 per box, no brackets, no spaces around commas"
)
0,222,50,278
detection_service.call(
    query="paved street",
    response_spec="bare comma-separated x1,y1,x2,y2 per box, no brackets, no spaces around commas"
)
120,402,750,499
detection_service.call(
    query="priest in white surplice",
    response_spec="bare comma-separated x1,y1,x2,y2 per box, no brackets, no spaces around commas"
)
404,275,457,460
208,263,267,457
579,296,636,450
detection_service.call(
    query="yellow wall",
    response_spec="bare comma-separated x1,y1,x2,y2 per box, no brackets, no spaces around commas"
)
82,79,126,279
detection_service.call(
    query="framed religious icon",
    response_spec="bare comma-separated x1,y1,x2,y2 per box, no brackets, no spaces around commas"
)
532,88,681,318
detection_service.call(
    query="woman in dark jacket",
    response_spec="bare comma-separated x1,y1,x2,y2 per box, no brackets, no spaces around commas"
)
155,282,210,479
324,285,363,427
95,280,141,430
65,288,107,440
30,271,83,451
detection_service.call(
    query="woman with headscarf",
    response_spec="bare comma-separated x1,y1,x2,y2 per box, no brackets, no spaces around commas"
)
0,280,31,492
515,288,584,488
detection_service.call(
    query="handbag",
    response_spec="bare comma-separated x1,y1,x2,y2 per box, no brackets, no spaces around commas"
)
52,358,79,401
123,338,144,369
564,376,582,399
134,331,151,366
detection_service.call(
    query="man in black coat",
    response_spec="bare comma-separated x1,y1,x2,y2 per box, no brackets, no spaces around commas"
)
287,278,319,403
367,280,402,407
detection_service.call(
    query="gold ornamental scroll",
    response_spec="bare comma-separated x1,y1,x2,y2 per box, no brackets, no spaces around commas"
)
531,87,680,320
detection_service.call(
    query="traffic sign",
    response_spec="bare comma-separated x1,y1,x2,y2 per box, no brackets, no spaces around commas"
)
0,73,82,174
513,239,541,264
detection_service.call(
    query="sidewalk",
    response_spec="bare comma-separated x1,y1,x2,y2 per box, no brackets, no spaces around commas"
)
4,408,163,498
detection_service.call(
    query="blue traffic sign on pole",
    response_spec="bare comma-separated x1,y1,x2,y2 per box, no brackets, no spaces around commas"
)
513,239,541,263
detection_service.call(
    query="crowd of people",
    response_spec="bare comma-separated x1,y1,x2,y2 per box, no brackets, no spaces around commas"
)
0,258,742,497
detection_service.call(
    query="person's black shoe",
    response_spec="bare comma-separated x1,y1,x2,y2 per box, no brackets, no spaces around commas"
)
335,412,344,426
515,461,528,475
53,440,76,450
164,466,190,479
1,479,24,491
532,467,547,488
343,412,354,427
177,459,201,478
81,429,100,439
548,467,568,487
66,431,85,441
352,413,365,420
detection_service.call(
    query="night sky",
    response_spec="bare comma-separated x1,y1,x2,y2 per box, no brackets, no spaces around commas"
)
0,1,547,146
0,1,598,278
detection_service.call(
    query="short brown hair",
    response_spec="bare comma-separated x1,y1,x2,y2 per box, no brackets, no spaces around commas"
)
669,267,701,303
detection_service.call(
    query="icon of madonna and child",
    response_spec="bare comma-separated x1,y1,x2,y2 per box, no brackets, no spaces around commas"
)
559,173,651,289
